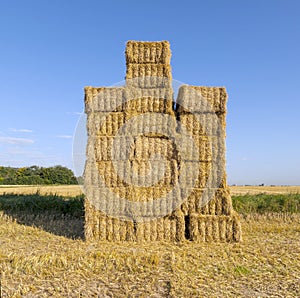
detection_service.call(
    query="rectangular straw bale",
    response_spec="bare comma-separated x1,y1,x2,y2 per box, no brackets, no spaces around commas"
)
124,87,174,114
133,136,176,161
84,86,125,113
179,135,225,162
96,161,128,187
179,161,212,188
178,112,226,136
176,85,227,114
87,112,125,136
92,136,135,161
126,63,172,88
126,160,178,187
125,111,177,136
188,214,241,242
126,41,171,64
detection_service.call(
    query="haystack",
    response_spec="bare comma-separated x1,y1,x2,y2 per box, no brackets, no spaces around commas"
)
84,40,242,242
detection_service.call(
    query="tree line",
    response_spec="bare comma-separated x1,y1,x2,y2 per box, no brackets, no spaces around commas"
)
0,165,78,185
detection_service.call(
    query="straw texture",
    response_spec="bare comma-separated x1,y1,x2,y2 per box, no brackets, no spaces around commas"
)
84,40,241,243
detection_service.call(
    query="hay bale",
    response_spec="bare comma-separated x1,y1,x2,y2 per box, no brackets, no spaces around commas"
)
232,212,242,242
132,136,176,161
126,40,171,65
84,87,125,113
124,87,174,114
119,219,127,241
124,110,177,136
92,136,135,161
163,216,171,241
175,210,185,242
212,219,219,241
178,112,226,136
87,112,125,136
179,135,225,162
179,161,214,188
198,216,206,242
126,220,136,241
156,217,164,241
126,63,172,88
176,85,228,114
106,216,113,241
219,216,227,242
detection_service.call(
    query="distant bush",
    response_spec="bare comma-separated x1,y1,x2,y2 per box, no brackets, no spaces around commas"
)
0,165,78,185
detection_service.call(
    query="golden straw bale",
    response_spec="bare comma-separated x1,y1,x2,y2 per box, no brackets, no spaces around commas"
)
124,87,174,114
176,85,227,114
84,86,125,113
178,112,226,136
125,40,171,64
126,63,172,88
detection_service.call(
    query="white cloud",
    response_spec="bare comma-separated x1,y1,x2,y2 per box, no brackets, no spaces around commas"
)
9,128,33,133
57,135,73,139
0,137,34,145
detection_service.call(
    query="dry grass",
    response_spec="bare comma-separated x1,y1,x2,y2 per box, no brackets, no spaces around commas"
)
231,185,300,195
0,185,83,197
0,210,299,297
0,185,299,197
0,190,300,297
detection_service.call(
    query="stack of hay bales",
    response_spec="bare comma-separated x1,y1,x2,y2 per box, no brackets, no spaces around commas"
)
84,40,241,242
176,85,241,241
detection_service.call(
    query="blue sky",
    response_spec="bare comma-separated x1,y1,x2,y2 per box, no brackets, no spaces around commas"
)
0,0,299,185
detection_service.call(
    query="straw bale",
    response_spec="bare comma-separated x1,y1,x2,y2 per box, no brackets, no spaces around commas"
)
133,136,176,161
186,214,241,242
225,217,233,242
87,112,125,136
232,212,242,242
126,40,171,64
156,217,164,241
212,219,219,241
179,161,214,188
175,210,185,242
84,86,125,113
126,63,172,88
124,110,177,136
176,85,227,114
178,112,226,136
219,216,227,241
150,219,158,241
126,220,136,241
89,136,133,161
163,216,171,241
106,216,113,241
119,219,127,241
179,135,225,162
198,216,206,242
124,87,174,114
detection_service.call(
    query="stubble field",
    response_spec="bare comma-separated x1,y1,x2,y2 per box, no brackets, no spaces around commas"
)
0,185,299,297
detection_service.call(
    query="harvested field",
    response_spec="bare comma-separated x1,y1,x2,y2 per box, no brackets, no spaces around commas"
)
0,185,299,197
0,191,299,297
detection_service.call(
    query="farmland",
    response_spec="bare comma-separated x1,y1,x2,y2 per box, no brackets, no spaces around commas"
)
0,186,299,297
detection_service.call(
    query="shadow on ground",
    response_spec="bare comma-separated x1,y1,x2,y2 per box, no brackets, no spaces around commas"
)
0,193,85,239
